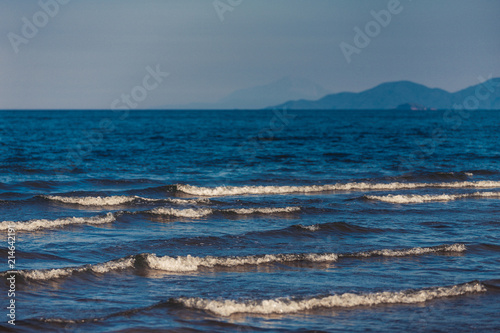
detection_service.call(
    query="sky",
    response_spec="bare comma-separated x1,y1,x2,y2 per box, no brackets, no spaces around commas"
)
1,0,499,109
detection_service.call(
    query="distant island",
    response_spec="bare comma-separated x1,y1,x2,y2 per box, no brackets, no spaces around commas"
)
157,77,500,111
268,78,500,110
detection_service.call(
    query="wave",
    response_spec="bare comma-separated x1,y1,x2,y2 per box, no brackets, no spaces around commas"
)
343,243,465,258
34,280,493,325
147,207,300,218
18,257,134,280
41,195,209,206
13,243,465,280
0,213,115,231
42,195,138,205
1,207,299,232
168,198,210,205
365,191,500,204
148,207,213,218
172,281,486,316
176,181,500,196
142,252,339,272
225,207,300,214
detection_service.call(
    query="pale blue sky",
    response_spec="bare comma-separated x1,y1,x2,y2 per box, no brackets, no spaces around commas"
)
1,0,499,109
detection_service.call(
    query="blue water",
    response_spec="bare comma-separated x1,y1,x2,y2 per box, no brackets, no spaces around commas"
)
1,110,499,332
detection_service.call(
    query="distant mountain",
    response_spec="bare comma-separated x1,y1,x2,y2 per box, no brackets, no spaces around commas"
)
160,77,331,110
268,78,500,110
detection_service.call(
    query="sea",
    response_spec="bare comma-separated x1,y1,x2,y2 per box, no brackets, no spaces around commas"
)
1,110,499,332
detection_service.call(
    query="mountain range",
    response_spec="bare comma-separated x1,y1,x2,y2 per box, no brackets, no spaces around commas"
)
159,77,500,110
161,77,330,110
269,78,500,110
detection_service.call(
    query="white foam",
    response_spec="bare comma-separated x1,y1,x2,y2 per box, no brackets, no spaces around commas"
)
43,195,209,206
148,207,214,218
16,252,339,280
225,207,300,214
0,213,116,231
167,198,211,205
20,257,135,280
147,207,300,218
144,244,463,272
346,243,466,258
297,224,320,231
366,191,500,204
144,253,339,272
43,195,141,206
175,281,485,316
177,181,500,196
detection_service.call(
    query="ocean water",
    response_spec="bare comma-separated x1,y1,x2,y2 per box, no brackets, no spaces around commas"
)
1,110,499,332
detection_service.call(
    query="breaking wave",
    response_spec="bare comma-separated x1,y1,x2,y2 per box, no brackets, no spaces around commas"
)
176,181,500,196
0,213,116,231
343,243,465,258
365,191,500,204
172,281,486,316
18,257,135,281
147,206,300,218
0,207,300,232
13,243,465,280
42,195,209,206
148,207,213,218
42,195,139,205
142,252,339,272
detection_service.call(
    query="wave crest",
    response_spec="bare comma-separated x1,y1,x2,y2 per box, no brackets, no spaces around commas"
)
143,252,339,272
225,207,300,214
13,243,465,280
148,208,213,218
347,243,466,258
20,257,135,280
147,207,300,218
42,195,209,206
365,191,500,204
173,281,486,316
177,181,500,196
42,195,139,206
0,213,115,231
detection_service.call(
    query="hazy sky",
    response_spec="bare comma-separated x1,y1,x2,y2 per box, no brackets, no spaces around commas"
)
1,0,499,109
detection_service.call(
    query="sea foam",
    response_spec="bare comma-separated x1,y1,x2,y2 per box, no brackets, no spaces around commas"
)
176,181,500,196
0,213,116,231
365,191,500,204
143,252,339,272
147,207,300,218
345,243,466,258
42,195,209,206
42,195,140,206
20,257,135,280
173,281,486,316
148,207,214,218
